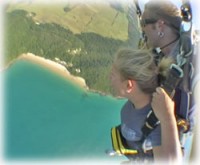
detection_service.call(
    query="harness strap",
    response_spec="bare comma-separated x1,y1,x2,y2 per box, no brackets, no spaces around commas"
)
152,47,165,65
110,126,153,160
111,126,138,155
133,0,142,19
174,88,191,119
161,64,184,97
140,110,160,142
142,64,184,133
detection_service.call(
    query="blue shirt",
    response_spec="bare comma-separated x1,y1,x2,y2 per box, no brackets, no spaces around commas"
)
121,100,161,151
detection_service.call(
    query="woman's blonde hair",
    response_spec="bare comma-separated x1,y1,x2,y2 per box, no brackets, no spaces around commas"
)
113,48,172,94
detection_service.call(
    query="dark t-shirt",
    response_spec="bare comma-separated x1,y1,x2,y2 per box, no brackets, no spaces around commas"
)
120,100,161,151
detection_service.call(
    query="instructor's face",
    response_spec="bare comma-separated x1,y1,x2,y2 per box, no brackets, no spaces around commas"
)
141,11,159,48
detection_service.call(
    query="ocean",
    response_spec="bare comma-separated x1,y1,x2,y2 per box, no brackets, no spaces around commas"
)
4,59,126,161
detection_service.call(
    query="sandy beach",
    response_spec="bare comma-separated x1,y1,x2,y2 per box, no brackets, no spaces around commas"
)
15,53,88,90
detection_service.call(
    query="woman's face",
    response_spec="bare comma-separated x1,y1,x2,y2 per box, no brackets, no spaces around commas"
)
109,65,127,97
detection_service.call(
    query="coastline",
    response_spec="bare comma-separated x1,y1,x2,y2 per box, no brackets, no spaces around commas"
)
4,53,125,100
15,53,88,90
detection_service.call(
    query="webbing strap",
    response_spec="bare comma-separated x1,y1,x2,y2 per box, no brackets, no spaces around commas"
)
140,64,184,143
161,64,184,98
111,127,121,155
174,88,191,120
111,127,138,155
141,110,160,142
133,0,142,18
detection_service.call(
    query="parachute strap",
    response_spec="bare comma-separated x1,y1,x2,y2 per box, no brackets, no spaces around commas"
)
111,126,138,155
141,109,190,146
141,110,160,141
152,47,165,65
110,126,154,157
133,0,142,18
161,64,184,98
140,64,188,143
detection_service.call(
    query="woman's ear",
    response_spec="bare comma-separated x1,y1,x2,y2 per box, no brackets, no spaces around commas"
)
126,80,135,93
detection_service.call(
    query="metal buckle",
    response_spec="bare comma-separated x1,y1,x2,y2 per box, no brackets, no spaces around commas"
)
170,63,184,78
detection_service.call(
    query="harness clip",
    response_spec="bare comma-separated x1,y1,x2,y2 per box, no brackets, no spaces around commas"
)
170,64,184,78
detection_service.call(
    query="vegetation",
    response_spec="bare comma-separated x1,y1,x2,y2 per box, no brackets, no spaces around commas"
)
5,2,129,40
5,9,130,94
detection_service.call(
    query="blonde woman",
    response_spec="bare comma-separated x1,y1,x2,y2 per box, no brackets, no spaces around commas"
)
110,48,182,163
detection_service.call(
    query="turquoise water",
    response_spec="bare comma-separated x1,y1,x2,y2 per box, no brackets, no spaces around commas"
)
4,59,126,160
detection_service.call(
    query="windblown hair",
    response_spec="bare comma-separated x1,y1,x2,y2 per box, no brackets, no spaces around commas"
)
113,48,172,94
144,0,182,33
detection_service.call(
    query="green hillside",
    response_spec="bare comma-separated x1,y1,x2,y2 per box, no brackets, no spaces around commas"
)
4,1,140,94
6,1,129,40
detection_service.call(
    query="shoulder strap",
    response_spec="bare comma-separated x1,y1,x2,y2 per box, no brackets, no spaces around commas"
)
133,0,142,18
140,110,160,143
140,63,185,143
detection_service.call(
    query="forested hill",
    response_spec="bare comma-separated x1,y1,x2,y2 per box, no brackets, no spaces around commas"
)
5,1,129,40
4,1,140,94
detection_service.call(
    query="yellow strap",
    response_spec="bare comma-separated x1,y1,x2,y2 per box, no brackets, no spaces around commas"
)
111,127,138,155
111,127,121,154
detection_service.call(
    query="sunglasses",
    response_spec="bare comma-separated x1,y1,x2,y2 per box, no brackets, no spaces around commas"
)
140,18,158,27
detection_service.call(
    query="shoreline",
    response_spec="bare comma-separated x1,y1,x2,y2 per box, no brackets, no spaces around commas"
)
4,53,125,100
16,53,89,90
